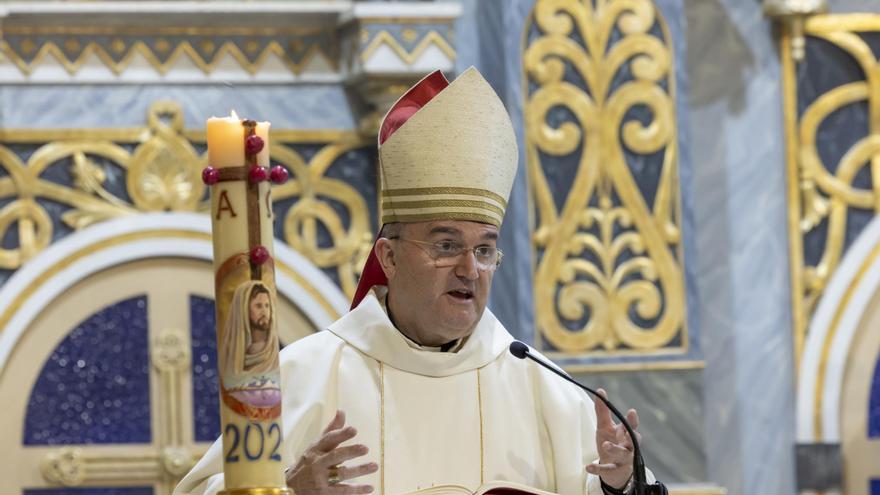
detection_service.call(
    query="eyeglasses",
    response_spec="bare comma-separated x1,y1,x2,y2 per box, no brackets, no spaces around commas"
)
390,237,503,270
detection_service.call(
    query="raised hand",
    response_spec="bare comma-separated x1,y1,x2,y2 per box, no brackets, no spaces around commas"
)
286,410,379,494
585,388,641,490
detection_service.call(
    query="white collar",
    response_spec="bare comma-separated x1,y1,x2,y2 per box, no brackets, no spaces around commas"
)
327,286,512,377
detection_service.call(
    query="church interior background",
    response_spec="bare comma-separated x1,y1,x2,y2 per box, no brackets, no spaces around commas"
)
1,0,879,494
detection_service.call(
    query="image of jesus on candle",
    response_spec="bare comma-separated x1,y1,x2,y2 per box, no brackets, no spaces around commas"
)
219,281,282,417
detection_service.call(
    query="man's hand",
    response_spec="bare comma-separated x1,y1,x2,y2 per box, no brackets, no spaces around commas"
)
585,388,640,491
286,410,378,494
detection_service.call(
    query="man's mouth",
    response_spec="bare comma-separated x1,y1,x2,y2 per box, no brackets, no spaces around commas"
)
446,289,474,300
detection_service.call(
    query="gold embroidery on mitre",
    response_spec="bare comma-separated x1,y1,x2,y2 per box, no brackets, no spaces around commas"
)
381,186,509,208
381,211,502,227
381,199,505,217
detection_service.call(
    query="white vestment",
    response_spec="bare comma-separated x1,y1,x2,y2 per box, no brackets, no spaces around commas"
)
175,288,615,495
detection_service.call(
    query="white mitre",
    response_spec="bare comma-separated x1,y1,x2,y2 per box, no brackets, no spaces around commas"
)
351,67,519,308
377,67,518,228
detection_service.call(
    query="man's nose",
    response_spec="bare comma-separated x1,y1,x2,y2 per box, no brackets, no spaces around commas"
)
453,250,480,280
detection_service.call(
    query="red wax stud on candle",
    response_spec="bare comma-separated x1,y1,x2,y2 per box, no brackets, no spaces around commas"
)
202,166,219,185
245,134,264,155
249,165,268,183
269,165,289,184
250,245,269,265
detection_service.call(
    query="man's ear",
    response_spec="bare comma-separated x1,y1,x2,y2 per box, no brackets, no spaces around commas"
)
375,237,397,279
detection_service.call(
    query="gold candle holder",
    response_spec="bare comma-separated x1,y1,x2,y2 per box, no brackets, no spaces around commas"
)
205,112,291,495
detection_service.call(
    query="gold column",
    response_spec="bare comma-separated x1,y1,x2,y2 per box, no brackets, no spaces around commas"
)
764,0,828,61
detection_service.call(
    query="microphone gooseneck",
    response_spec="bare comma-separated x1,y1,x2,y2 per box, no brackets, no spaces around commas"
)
508,341,667,495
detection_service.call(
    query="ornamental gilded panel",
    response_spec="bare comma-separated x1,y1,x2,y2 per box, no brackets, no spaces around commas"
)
0,102,375,298
780,15,880,365
524,0,687,356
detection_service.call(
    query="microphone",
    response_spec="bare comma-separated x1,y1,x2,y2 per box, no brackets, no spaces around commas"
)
508,341,667,495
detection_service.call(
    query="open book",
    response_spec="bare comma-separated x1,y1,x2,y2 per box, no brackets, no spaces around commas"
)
406,480,557,495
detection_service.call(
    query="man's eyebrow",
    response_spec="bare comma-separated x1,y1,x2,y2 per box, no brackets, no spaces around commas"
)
482,231,499,241
428,226,462,236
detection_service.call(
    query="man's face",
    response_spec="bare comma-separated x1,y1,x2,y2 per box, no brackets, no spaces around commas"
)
382,220,498,346
248,292,271,331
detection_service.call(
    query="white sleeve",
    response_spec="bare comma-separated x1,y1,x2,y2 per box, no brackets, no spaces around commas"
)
586,474,604,494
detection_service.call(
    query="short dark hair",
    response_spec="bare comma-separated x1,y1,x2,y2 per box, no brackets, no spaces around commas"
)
379,222,404,239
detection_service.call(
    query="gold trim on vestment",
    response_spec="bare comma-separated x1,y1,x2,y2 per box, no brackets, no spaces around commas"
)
382,187,508,208
477,368,485,484
382,199,505,218
382,212,502,227
374,361,487,492
378,361,386,495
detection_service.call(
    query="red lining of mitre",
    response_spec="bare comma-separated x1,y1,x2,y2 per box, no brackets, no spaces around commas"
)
352,70,449,310
378,70,449,145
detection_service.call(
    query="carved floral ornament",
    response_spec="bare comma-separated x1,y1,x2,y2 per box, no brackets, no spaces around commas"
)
0,102,374,298
41,447,86,486
524,0,687,355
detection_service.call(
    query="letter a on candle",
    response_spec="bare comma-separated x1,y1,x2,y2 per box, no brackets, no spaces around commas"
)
216,190,238,219
265,189,273,219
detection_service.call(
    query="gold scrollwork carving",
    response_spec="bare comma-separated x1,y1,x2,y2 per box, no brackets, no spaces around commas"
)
129,102,206,212
780,14,880,364
0,102,373,299
524,0,686,354
270,140,374,298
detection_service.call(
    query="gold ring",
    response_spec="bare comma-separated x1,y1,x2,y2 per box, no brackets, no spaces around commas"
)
328,465,341,485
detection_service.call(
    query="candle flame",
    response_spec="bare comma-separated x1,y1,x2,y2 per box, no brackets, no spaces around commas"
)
230,109,240,120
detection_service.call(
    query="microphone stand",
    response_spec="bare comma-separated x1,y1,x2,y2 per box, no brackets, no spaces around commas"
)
509,341,667,495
